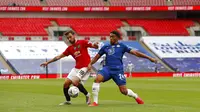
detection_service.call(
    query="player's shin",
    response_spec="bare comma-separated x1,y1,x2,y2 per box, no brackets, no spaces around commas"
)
63,87,71,101
126,89,144,104
92,83,100,104
127,89,138,99
77,83,89,96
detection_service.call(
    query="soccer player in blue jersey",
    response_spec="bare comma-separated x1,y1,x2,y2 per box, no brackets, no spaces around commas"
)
88,31,157,106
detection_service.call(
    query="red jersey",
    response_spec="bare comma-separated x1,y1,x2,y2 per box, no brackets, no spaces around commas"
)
62,40,93,69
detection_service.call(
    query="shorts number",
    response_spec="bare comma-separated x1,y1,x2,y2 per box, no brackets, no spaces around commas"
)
78,70,85,77
119,74,125,80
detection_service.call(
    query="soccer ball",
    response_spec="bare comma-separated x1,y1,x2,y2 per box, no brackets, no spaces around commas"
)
68,86,79,98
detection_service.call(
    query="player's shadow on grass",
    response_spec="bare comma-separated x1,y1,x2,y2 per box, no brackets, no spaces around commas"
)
56,103,89,108
56,102,137,107
98,102,137,107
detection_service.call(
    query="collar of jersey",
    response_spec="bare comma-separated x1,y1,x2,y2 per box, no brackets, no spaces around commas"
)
109,42,119,46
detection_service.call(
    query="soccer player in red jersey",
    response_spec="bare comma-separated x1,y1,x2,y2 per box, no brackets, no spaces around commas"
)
40,30,98,105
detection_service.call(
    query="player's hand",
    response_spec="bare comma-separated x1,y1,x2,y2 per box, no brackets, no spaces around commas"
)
149,58,157,63
40,62,48,67
87,64,92,71
93,42,99,49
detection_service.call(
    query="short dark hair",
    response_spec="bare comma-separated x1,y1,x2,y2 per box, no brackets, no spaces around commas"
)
110,30,121,38
64,30,75,36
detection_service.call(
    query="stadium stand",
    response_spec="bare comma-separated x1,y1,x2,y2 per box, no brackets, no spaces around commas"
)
0,61,10,74
121,41,168,72
0,18,51,36
56,18,123,36
0,0,200,6
173,0,200,6
109,0,167,6
126,19,194,36
163,58,200,72
6,59,81,74
0,18,196,36
0,41,169,74
0,0,41,6
46,0,104,6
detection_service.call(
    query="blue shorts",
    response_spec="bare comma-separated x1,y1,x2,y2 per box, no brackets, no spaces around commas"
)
97,66,126,86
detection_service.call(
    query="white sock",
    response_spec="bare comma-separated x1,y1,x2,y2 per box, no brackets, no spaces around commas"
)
92,83,100,104
86,93,90,97
127,89,138,99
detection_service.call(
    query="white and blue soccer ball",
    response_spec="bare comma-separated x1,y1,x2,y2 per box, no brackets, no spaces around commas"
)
68,86,79,98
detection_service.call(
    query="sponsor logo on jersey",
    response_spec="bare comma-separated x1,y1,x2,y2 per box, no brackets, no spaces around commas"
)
108,47,115,55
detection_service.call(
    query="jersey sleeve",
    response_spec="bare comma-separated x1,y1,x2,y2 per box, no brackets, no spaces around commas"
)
62,48,70,56
123,44,132,53
83,40,93,48
98,45,106,56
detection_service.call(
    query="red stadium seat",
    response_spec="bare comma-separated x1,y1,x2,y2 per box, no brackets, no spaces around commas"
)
46,0,104,6
173,0,200,6
42,36,49,40
0,18,195,37
0,18,51,36
84,36,90,40
128,36,136,40
110,0,166,6
0,0,41,6
100,36,107,40
56,18,123,36
25,36,31,41
126,19,194,36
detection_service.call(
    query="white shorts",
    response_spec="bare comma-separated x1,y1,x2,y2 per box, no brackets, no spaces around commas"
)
67,67,90,84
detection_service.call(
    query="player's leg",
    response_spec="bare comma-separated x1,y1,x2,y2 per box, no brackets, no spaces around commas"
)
71,67,87,86
71,67,91,104
112,71,144,104
59,68,76,105
59,78,72,105
79,71,92,105
90,67,111,106
118,85,144,104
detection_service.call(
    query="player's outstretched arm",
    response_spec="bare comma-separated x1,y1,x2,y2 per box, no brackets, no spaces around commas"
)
129,50,157,63
40,53,66,67
88,54,101,71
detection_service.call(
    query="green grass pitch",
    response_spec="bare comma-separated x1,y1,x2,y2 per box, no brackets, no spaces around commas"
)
0,78,200,112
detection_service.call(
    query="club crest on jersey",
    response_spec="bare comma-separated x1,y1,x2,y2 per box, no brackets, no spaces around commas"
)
77,45,80,49
74,45,80,50
108,47,115,55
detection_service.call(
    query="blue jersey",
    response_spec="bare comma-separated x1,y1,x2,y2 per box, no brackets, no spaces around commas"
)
98,42,132,70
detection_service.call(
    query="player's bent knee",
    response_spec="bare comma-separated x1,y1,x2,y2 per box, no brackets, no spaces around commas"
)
120,89,127,95
72,81,79,87
63,78,72,88
94,74,104,83
71,76,81,86
119,86,128,95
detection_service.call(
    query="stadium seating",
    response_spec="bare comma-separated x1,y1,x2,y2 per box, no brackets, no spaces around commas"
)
173,0,200,6
0,0,41,6
126,19,194,36
0,18,195,36
46,0,104,6
0,18,51,36
0,0,200,7
56,18,123,36
0,61,10,74
0,41,169,74
163,58,200,72
7,59,75,74
110,0,166,6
